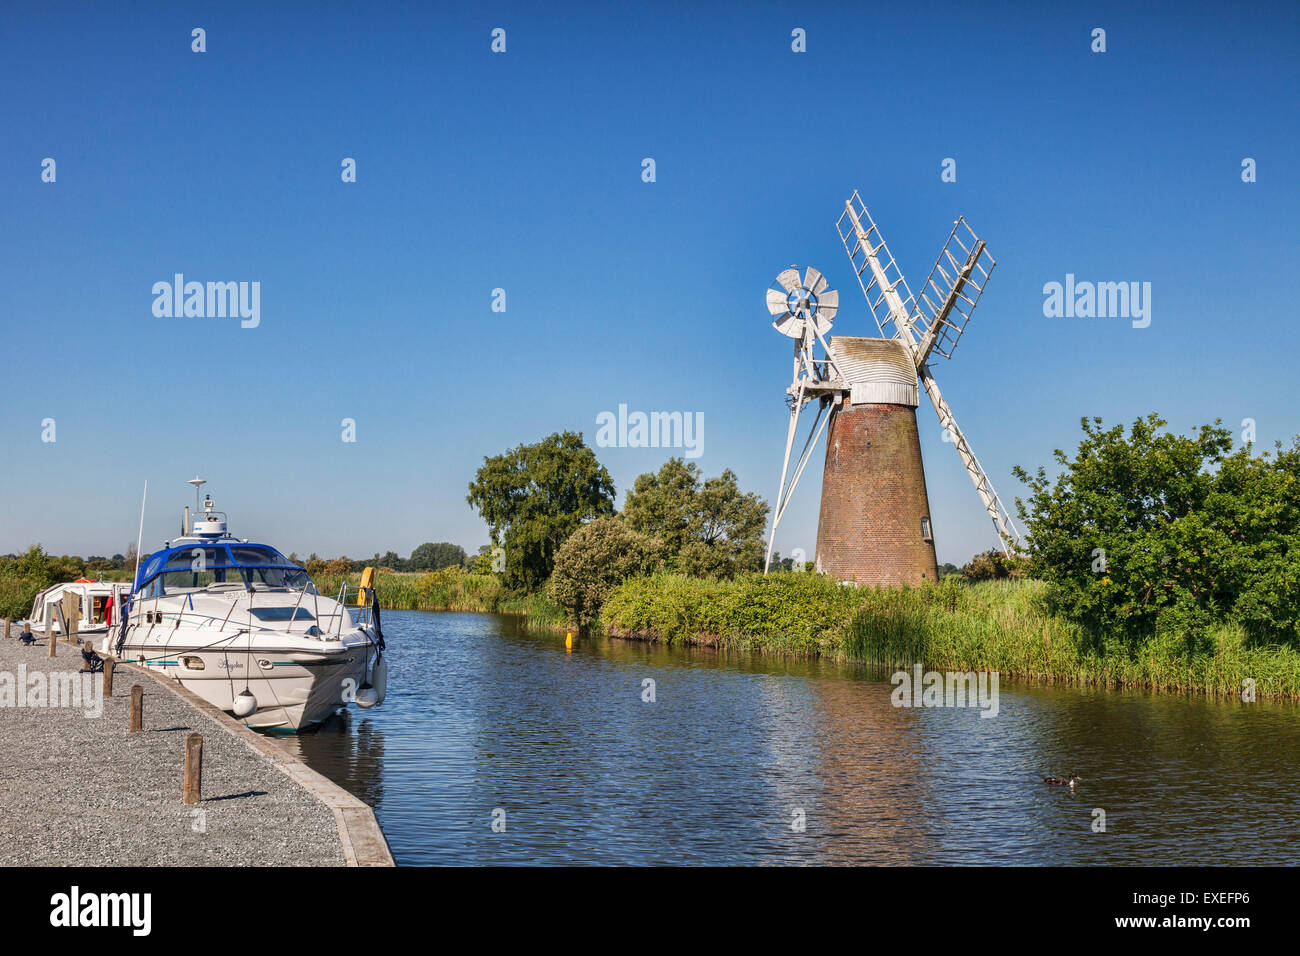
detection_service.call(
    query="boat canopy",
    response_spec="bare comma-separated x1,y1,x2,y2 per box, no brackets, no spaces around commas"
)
134,543,312,597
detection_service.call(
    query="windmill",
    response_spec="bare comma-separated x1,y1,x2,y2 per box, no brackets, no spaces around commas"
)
763,191,1021,584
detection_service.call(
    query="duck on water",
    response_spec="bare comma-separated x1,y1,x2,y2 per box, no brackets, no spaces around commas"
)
1042,776,1083,788
100,481,387,731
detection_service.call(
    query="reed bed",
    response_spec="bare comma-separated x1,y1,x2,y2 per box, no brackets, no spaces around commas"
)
312,569,567,625
600,573,1300,700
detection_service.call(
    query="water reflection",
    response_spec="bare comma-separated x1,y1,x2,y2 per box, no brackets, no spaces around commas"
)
279,611,1300,866
292,710,387,808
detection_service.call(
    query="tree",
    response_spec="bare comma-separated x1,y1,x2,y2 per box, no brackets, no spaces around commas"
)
324,556,353,576
960,550,1027,582
621,458,699,555
623,458,769,579
409,541,468,571
470,544,498,575
375,550,405,571
0,545,86,618
1014,415,1300,643
549,516,662,627
467,432,615,592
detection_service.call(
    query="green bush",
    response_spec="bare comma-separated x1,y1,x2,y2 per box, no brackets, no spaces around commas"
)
1014,415,1300,646
601,570,864,653
961,549,1029,582
549,516,662,628
0,546,89,619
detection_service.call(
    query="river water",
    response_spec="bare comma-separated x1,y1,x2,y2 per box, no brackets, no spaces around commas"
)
281,610,1300,865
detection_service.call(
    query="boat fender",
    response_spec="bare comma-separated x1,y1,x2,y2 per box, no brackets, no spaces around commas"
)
371,657,387,706
355,658,387,708
355,685,379,709
232,690,258,718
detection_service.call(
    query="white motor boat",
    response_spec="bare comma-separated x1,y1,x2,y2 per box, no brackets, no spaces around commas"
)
26,578,128,639
104,486,387,731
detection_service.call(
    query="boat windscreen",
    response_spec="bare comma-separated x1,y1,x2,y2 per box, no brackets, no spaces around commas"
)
250,606,316,622
229,545,295,568
163,547,228,571
136,543,310,595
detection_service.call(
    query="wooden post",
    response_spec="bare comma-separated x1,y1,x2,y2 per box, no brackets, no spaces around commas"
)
47,624,56,658
103,657,115,697
3,618,10,640
183,733,203,804
129,684,143,732
62,592,79,645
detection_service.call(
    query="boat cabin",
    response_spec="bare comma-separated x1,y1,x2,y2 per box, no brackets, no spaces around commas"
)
134,543,313,597
28,579,128,634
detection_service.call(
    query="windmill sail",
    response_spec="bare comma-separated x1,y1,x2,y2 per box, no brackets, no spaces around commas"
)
908,218,995,362
836,190,922,343
919,367,1022,550
837,190,1022,555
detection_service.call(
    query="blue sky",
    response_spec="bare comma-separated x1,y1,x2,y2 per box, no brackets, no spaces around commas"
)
2,1,1297,565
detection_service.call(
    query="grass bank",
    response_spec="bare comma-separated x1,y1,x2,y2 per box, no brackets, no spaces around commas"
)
599,572,1300,700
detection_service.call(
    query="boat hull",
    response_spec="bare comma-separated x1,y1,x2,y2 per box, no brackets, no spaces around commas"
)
28,625,110,639
108,636,378,730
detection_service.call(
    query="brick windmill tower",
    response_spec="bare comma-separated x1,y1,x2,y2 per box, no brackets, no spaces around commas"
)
763,191,1021,585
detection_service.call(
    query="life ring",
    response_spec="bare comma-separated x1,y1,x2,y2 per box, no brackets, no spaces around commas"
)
358,566,375,606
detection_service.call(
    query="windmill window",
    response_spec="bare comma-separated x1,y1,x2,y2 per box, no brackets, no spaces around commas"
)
921,517,933,541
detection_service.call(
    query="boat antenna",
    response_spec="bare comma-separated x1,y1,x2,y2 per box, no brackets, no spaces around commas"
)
188,476,206,528
133,480,148,589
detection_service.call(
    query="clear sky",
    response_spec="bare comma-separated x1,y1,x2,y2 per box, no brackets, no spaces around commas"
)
2,1,1297,565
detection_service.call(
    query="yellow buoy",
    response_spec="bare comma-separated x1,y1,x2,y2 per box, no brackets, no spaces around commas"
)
565,632,573,650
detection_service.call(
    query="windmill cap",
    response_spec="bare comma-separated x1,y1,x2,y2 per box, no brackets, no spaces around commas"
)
830,336,918,407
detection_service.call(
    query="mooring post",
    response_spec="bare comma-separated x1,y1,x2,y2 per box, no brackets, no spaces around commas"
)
183,733,203,804
103,657,115,697
47,625,56,658
62,592,78,645
129,685,143,732
3,618,9,640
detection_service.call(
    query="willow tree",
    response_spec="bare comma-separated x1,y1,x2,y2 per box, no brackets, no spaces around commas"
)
467,432,615,592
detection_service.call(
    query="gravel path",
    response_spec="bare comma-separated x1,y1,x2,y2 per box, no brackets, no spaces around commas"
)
0,634,345,866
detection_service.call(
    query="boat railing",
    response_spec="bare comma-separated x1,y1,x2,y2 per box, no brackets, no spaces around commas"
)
332,583,377,636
